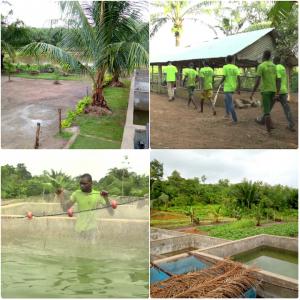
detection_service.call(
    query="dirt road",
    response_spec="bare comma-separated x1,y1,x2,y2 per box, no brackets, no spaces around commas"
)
150,92,298,149
1,76,91,149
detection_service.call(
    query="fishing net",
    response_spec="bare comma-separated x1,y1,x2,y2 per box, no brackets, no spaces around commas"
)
150,260,260,298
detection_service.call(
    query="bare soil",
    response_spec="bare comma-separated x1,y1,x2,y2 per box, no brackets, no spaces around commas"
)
150,92,298,149
1,76,91,149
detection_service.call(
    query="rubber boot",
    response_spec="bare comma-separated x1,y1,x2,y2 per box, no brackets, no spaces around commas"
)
200,100,204,113
265,115,272,133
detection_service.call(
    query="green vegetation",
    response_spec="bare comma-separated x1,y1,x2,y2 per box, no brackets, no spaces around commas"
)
1,163,148,200
198,220,298,240
11,72,83,81
150,159,298,238
68,84,130,148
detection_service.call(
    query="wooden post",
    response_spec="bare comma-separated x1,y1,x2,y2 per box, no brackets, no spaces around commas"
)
58,108,62,133
86,86,89,96
34,122,41,149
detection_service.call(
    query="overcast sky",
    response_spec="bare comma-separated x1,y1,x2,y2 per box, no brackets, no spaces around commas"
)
151,150,298,188
2,0,149,28
1,150,149,180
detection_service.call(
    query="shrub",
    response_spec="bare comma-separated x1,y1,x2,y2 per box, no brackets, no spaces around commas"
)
61,96,92,128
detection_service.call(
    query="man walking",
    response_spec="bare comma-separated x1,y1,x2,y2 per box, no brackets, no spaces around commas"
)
199,61,216,115
164,61,178,101
255,56,295,132
218,55,240,123
250,50,278,133
183,62,198,108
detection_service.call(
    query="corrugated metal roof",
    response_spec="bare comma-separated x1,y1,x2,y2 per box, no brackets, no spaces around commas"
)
150,28,274,64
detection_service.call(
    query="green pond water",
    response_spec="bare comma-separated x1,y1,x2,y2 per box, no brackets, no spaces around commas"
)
133,110,149,126
233,246,298,279
2,237,149,298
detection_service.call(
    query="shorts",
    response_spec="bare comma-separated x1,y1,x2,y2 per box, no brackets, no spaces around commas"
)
187,86,195,97
261,92,275,115
201,89,213,100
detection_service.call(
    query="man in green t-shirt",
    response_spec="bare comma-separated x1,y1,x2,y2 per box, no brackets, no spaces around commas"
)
199,60,216,115
164,61,178,101
218,55,240,123
250,50,279,133
183,62,198,109
67,173,110,241
255,56,295,132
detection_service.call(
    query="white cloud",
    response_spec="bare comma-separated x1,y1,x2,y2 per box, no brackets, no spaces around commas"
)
151,150,298,188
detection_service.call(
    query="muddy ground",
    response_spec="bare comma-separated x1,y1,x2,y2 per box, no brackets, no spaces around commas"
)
1,76,91,149
150,91,298,149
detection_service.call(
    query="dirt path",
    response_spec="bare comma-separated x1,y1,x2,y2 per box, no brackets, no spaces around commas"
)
1,76,91,149
150,92,298,149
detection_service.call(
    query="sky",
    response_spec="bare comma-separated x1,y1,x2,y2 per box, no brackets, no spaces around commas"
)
1,150,149,180
1,0,149,28
151,150,298,188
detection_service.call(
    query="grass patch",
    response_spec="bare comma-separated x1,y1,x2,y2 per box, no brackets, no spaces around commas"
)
11,72,85,81
55,131,73,140
70,135,120,149
198,219,298,240
150,218,191,229
70,85,129,149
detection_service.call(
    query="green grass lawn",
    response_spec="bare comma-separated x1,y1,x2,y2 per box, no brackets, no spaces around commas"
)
198,219,298,240
11,72,85,81
70,82,130,149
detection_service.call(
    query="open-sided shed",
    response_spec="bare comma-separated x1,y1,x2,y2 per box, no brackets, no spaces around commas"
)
150,28,297,68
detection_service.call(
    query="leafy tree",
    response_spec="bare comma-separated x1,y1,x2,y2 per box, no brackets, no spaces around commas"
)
21,1,148,110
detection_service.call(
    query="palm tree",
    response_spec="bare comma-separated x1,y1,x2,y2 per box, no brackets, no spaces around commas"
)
21,1,148,109
151,0,214,47
108,20,149,87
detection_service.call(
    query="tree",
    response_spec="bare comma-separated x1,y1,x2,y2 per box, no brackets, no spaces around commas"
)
151,0,214,47
21,1,148,110
208,1,271,36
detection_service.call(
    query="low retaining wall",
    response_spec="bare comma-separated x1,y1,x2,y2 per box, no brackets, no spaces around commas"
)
2,199,148,220
2,216,148,243
199,234,298,257
151,228,228,256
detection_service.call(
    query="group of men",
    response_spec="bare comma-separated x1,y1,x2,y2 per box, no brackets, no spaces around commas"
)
163,50,295,133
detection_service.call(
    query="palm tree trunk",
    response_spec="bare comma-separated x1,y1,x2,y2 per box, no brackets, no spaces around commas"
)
110,72,124,87
92,70,111,110
175,32,180,47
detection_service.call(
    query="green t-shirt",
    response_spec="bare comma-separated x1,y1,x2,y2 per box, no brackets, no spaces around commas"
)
70,189,105,232
183,68,198,87
223,64,240,93
164,65,178,82
276,64,287,94
257,60,277,93
199,67,214,90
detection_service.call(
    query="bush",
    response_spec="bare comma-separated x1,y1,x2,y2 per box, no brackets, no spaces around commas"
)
61,96,92,128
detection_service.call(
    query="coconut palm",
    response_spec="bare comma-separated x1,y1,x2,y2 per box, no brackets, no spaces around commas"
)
151,0,214,47
21,1,148,109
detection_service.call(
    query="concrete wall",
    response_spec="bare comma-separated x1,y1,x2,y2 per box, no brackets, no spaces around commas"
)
2,216,148,244
2,199,149,220
199,234,298,257
121,69,149,149
151,230,228,256
151,228,186,241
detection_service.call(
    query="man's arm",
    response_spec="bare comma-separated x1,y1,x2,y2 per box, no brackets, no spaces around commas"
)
250,76,261,100
101,190,110,205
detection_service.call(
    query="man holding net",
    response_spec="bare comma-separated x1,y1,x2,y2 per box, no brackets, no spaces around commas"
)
66,173,110,241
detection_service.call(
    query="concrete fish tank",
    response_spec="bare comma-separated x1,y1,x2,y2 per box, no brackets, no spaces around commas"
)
122,69,149,149
2,198,149,298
